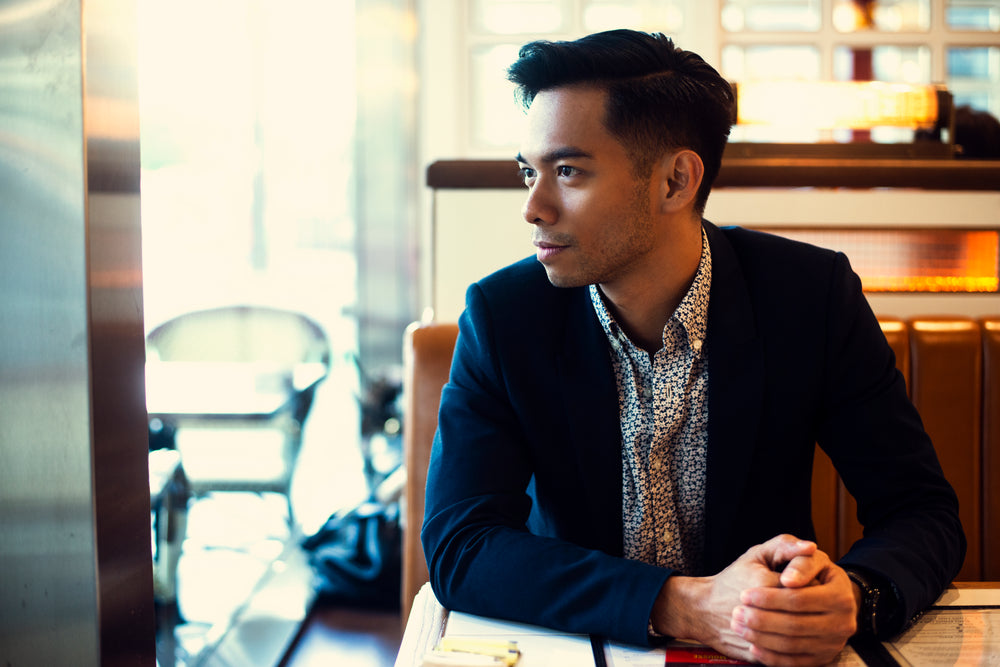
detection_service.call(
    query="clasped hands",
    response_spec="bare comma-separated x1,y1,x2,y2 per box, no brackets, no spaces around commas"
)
652,534,859,667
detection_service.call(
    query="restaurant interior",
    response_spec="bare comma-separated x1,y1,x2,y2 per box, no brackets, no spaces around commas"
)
2,1,999,666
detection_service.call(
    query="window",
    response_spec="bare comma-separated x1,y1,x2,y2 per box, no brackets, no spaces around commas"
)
421,0,699,159
421,0,1000,159
722,0,822,32
471,0,570,33
949,45,1000,113
832,0,931,32
948,0,1000,30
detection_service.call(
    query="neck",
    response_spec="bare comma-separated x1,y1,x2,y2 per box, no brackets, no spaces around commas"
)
599,220,703,354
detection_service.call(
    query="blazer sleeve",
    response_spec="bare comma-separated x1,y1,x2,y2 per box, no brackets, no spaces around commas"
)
421,281,671,646
817,252,966,635
707,224,964,638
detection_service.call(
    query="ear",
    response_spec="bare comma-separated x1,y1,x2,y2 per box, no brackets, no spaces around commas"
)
657,149,704,214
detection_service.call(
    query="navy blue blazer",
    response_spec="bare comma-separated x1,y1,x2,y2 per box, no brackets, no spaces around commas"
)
422,222,964,646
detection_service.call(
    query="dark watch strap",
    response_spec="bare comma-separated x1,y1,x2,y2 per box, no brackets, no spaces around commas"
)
846,568,882,637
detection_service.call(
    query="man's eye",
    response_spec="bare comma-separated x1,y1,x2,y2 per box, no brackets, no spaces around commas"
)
518,167,536,183
556,165,578,177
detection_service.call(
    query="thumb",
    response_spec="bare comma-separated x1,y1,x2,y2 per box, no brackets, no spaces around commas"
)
761,534,817,570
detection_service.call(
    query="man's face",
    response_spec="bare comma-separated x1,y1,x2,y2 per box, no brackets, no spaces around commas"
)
516,85,656,289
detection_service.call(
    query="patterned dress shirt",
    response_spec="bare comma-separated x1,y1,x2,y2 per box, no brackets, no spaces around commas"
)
590,230,712,574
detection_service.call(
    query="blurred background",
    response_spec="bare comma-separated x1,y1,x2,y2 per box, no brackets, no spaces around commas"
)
1,1,998,666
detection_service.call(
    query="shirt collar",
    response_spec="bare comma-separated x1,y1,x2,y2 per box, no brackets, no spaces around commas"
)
590,227,712,353
671,228,712,352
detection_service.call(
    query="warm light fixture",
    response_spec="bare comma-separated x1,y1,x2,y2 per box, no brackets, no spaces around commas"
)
755,229,1000,294
735,81,941,130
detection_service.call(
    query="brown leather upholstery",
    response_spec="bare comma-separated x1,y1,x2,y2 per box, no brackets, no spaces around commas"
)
982,317,1000,580
881,318,912,387
810,448,839,558
909,318,982,581
402,322,459,622
401,317,996,618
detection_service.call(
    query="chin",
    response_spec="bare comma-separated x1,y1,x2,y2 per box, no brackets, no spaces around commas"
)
542,267,587,289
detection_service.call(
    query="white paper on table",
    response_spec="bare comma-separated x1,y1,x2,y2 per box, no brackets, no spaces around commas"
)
443,611,596,667
884,607,1000,667
934,588,1000,608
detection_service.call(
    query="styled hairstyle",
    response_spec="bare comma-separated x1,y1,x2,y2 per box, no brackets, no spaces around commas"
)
507,29,734,214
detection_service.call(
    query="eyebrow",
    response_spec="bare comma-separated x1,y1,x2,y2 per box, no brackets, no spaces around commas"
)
515,146,594,166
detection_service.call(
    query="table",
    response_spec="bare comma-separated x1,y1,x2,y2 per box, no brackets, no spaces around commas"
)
144,360,328,520
396,583,1000,667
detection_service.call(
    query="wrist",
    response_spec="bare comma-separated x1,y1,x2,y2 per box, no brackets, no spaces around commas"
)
848,578,865,635
650,575,708,640
845,567,893,638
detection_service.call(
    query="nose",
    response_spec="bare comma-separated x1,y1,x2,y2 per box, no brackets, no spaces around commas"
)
521,180,557,226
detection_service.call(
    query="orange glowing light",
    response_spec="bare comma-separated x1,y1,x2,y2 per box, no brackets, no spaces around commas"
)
758,229,999,294
736,81,940,130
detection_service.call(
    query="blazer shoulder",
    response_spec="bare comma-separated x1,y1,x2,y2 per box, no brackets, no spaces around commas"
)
718,225,838,265
472,255,577,316
713,224,844,290
478,255,547,291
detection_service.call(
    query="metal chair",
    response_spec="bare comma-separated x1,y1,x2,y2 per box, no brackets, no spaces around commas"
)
146,305,331,524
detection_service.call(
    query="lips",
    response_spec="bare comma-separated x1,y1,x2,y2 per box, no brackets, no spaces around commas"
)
534,241,568,262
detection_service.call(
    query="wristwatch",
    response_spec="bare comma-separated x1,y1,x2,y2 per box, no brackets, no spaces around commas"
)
845,568,885,637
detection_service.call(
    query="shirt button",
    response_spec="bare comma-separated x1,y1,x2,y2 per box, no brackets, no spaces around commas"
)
691,338,703,352
663,528,673,543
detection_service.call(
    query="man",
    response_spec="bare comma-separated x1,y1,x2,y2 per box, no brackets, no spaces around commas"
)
421,29,964,666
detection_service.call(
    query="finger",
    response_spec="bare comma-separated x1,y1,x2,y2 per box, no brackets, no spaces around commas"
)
772,539,817,570
747,641,846,667
731,609,852,664
714,633,757,665
755,534,817,571
732,603,854,639
746,566,784,590
740,624,847,658
740,581,856,615
778,550,832,588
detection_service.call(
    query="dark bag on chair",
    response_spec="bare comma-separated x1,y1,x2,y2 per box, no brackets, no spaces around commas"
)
301,500,402,609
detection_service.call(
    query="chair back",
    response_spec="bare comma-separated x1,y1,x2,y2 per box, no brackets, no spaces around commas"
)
402,321,458,622
145,305,331,523
147,305,330,367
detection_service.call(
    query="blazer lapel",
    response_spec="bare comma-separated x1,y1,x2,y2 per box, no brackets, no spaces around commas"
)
553,289,625,556
702,222,765,572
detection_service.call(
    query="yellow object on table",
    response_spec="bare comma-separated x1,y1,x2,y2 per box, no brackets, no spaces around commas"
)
421,637,520,666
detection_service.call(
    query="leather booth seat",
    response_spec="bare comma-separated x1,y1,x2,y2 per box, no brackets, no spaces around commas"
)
402,316,1000,620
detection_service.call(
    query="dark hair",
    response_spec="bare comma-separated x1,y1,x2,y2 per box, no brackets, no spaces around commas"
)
507,29,734,214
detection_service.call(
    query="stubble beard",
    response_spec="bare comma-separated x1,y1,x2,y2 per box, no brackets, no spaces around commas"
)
543,182,655,290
